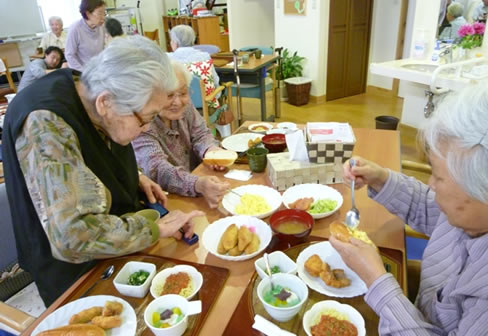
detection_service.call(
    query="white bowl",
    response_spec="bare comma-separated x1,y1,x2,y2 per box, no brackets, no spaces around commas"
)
144,294,202,336
277,122,297,130
202,215,272,261
113,261,156,298
150,265,203,300
303,300,366,336
222,184,282,219
254,251,297,280
257,273,308,322
248,122,274,133
282,183,343,219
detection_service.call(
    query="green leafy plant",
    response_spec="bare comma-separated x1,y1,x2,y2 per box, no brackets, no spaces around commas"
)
277,48,305,80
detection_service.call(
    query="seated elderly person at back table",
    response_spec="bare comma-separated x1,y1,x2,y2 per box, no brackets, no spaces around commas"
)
439,2,467,40
133,61,229,209
167,25,219,87
39,16,67,51
18,46,66,92
2,36,202,306
330,83,488,335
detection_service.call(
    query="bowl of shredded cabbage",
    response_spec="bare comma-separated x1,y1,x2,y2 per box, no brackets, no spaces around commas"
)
282,184,343,219
222,185,282,219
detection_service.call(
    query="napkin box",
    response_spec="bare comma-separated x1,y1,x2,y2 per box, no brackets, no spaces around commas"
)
267,152,344,191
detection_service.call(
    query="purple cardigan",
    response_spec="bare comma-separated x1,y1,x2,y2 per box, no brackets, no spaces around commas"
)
65,18,104,71
365,171,488,335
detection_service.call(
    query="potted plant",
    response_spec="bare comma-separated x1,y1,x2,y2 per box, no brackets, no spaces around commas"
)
277,49,310,106
457,22,485,58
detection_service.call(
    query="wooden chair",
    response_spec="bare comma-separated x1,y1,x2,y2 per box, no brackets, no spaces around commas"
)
0,57,17,98
144,29,159,45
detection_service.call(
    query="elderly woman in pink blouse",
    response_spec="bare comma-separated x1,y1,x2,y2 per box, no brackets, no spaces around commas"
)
133,61,229,209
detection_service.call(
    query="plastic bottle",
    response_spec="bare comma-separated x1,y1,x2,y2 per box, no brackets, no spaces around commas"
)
413,30,427,59
431,41,441,63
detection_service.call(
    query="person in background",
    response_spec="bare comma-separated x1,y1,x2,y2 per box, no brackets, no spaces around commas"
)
65,0,106,71
439,2,467,40
2,36,203,306
133,61,229,209
39,16,67,51
472,0,488,21
167,25,219,86
104,17,124,45
18,46,67,92
330,83,488,334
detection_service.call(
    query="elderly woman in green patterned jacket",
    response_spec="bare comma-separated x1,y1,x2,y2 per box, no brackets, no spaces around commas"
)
2,36,203,306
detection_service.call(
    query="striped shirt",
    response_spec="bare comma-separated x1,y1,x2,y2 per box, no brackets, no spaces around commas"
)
365,171,488,335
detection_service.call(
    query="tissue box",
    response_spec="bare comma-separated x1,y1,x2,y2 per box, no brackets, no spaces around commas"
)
267,152,344,191
306,123,355,164
306,142,355,164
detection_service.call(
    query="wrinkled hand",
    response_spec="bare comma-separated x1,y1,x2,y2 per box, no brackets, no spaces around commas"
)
139,174,168,207
206,147,227,171
329,235,386,287
343,156,389,192
195,176,230,208
158,210,204,240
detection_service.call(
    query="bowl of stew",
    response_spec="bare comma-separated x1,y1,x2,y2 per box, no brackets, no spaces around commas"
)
261,134,287,153
269,209,314,244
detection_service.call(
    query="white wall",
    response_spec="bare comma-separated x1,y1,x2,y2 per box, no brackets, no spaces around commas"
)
227,0,274,50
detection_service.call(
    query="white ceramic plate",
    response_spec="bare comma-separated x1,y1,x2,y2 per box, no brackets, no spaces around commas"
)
32,295,136,336
221,133,264,152
222,184,282,219
282,184,343,219
150,264,203,300
277,122,297,130
248,122,274,133
202,215,272,261
303,300,366,336
296,242,367,298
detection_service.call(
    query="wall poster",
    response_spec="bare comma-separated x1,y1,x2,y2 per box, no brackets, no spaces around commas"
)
284,0,306,15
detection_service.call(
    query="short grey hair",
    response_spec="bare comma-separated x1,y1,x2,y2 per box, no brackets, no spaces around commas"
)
49,16,63,26
421,83,488,203
81,35,177,116
447,3,464,18
169,25,196,47
171,61,193,87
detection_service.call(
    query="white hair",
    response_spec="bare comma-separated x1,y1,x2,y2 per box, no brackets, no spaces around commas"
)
169,25,196,47
171,61,193,87
421,83,488,203
48,16,63,26
447,2,464,18
81,35,177,116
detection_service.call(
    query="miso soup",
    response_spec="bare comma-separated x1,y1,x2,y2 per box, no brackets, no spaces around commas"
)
275,220,309,234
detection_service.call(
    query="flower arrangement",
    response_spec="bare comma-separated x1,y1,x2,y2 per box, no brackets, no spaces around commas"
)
457,22,485,49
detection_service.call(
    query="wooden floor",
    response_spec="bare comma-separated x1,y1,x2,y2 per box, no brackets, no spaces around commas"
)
236,88,430,183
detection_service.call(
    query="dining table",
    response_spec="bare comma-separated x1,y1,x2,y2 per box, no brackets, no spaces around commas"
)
22,121,406,336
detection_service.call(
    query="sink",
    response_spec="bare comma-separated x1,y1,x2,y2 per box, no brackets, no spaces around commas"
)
401,63,439,72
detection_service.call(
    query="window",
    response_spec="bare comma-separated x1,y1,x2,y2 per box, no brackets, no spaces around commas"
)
37,0,81,30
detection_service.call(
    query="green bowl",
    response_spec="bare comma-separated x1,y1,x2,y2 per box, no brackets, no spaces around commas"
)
248,147,269,173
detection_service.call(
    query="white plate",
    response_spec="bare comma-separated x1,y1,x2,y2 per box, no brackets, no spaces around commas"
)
150,264,203,300
282,184,343,219
202,215,272,261
303,300,366,336
221,133,264,152
296,242,367,298
222,184,282,219
248,122,273,133
32,295,136,336
277,122,297,130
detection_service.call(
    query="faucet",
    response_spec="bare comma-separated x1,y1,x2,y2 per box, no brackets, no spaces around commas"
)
424,91,435,118
439,45,453,64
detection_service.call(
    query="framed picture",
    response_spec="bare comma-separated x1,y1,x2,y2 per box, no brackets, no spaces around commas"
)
284,0,306,16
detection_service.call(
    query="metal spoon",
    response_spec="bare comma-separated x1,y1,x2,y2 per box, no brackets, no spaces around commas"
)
80,264,115,298
345,159,360,228
263,253,275,291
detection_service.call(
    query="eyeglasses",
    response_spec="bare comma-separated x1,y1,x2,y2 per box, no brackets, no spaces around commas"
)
133,111,154,128
168,91,189,101
92,9,108,18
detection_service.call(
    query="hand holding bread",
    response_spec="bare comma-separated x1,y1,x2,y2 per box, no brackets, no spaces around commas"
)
203,149,237,169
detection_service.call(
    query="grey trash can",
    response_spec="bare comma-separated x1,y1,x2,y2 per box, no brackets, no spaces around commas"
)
375,116,399,130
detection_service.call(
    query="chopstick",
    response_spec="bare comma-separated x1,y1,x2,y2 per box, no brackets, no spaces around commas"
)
227,189,243,197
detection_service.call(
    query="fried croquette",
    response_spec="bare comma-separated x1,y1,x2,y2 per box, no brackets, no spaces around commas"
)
320,268,351,288
69,306,104,324
217,238,227,254
221,224,238,250
244,233,260,255
102,301,123,317
91,315,122,329
228,246,242,256
238,226,253,251
304,254,324,277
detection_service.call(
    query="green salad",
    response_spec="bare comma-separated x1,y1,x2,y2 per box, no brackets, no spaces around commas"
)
266,265,281,275
308,199,338,214
128,270,150,286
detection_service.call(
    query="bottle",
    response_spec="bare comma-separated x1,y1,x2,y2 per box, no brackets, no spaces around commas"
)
431,41,441,63
413,30,427,59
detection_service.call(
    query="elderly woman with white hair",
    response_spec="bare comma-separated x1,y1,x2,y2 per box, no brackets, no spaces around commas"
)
439,2,467,40
2,36,203,306
39,16,67,51
168,24,219,86
330,84,488,334
133,61,229,209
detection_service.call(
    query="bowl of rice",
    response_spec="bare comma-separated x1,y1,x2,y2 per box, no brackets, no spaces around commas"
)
222,184,282,219
150,265,203,301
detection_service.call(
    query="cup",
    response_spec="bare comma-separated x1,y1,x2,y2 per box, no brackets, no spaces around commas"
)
241,54,249,64
254,49,262,59
135,209,160,222
247,147,268,173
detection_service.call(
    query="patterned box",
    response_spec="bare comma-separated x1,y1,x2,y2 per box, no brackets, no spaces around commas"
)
306,124,355,164
267,152,344,191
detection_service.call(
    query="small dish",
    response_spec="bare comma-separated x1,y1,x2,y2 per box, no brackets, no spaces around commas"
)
269,209,314,244
248,122,273,133
150,265,203,300
255,251,297,280
113,261,156,298
277,122,297,130
262,134,287,153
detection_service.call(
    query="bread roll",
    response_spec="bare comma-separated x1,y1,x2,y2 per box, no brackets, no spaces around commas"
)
37,324,106,336
203,150,237,167
330,221,351,242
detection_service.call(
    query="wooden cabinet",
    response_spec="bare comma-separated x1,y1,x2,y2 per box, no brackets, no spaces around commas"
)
162,16,229,52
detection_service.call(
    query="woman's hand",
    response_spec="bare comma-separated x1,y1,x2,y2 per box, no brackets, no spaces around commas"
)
157,210,204,240
343,156,389,192
139,174,168,207
329,235,387,287
195,176,230,209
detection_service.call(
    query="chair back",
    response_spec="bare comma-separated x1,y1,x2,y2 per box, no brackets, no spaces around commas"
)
190,75,203,109
239,46,274,55
144,29,159,45
0,58,17,93
0,184,16,271
193,44,220,55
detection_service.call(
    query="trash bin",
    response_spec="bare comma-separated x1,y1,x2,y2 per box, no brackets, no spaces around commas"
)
284,77,312,106
375,116,399,130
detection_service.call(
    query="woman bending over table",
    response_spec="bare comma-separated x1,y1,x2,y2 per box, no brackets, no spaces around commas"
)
331,83,488,335
133,61,229,209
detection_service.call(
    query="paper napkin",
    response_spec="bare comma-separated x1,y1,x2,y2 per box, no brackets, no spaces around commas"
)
285,129,309,162
252,314,296,336
224,169,252,181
